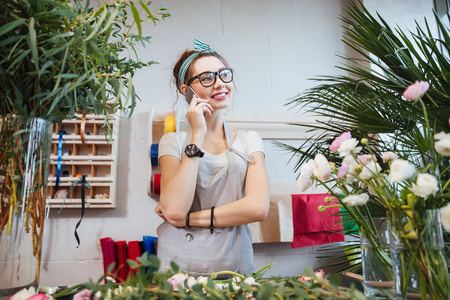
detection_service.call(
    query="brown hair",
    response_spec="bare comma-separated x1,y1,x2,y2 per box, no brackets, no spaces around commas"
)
172,50,231,94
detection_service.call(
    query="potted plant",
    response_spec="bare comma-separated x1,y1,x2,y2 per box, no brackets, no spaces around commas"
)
0,0,169,295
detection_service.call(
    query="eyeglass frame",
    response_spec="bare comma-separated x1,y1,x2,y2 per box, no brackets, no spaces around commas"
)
186,68,234,87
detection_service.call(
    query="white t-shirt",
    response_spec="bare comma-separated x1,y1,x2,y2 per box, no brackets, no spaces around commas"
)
158,130,264,185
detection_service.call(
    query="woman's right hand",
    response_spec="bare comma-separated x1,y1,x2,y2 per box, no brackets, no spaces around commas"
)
185,96,213,138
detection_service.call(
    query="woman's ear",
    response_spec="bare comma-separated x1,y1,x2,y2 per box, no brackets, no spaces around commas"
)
180,85,188,96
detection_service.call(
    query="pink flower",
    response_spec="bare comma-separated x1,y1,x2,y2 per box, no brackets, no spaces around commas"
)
73,290,98,300
403,81,429,101
329,131,351,152
26,294,51,300
167,273,188,291
337,163,349,178
357,154,376,166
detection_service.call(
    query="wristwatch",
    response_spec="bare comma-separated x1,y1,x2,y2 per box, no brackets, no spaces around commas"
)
185,144,204,158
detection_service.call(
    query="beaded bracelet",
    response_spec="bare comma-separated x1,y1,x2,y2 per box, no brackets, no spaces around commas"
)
210,206,215,234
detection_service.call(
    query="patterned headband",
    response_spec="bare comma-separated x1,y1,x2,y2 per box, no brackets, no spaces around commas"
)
177,39,216,89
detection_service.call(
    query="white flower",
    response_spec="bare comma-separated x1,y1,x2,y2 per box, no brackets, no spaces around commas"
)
382,151,398,162
359,161,382,180
337,138,362,157
410,173,439,199
389,159,416,182
342,155,358,182
244,277,260,285
298,159,314,191
435,132,450,156
440,203,450,233
10,287,36,300
342,193,369,207
313,154,331,181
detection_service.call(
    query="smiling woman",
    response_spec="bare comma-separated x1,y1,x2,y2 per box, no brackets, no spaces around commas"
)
154,40,270,276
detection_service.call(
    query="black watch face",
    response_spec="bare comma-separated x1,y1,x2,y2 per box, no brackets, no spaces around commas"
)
185,144,204,157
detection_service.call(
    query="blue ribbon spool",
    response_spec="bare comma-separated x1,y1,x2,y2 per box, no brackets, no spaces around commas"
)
150,144,159,166
55,130,66,188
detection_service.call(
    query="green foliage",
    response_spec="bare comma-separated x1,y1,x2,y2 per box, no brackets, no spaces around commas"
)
0,0,170,124
52,254,370,299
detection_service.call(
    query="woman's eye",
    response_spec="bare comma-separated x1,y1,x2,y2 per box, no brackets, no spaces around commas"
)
201,74,214,82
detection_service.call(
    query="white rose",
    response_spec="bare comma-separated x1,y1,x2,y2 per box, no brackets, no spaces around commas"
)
389,159,415,182
359,161,382,180
440,203,450,233
337,138,362,157
298,159,314,191
313,154,331,181
342,193,369,207
435,132,450,156
410,173,439,199
382,151,398,162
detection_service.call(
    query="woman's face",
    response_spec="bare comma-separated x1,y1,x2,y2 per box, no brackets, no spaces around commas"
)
186,56,233,110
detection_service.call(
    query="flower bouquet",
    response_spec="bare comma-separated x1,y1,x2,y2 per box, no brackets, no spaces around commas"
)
298,82,450,299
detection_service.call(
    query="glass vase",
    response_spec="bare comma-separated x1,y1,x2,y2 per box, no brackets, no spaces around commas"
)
0,116,52,298
360,218,394,298
387,209,450,300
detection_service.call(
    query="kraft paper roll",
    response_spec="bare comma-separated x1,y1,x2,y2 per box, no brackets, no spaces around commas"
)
150,144,159,166
164,116,176,134
152,173,161,195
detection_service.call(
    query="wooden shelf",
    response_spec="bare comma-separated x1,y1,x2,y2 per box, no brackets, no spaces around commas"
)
47,114,119,208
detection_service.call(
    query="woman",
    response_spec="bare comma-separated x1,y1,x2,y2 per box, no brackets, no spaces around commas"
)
155,40,270,276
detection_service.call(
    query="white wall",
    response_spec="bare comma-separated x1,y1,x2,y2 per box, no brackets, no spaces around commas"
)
40,0,437,285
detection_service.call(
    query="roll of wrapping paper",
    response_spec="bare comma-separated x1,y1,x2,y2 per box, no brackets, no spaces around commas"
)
114,240,129,281
163,116,176,134
100,237,116,283
150,144,159,166
128,240,141,275
152,174,161,194
143,236,158,255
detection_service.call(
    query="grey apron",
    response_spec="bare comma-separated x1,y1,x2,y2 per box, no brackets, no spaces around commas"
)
157,122,256,276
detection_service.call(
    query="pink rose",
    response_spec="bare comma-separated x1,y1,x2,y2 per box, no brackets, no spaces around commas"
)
329,131,351,152
26,294,51,300
337,163,349,178
73,289,98,300
403,81,429,101
357,154,376,166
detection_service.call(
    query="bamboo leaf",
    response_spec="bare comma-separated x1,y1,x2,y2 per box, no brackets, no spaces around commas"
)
130,2,142,39
0,18,26,36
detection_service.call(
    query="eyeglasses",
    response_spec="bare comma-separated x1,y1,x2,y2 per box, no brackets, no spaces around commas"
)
187,68,233,87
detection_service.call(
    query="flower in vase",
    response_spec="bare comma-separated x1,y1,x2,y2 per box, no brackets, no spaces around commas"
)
435,132,450,156
410,173,439,199
298,159,315,191
382,151,398,162
403,81,430,101
357,154,376,165
337,138,362,157
389,159,415,182
342,155,359,182
329,131,351,152
313,154,332,181
342,193,369,207
359,160,382,180
337,163,349,178
440,203,450,233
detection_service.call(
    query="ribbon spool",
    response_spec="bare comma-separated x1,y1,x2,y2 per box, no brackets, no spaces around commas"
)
150,144,159,166
164,116,176,135
152,174,161,195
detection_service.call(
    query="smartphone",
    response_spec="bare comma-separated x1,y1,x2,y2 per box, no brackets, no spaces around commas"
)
185,86,199,104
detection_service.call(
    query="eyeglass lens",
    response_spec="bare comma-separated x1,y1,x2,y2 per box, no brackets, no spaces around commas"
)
199,69,233,87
